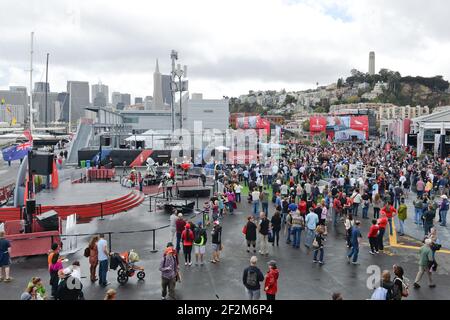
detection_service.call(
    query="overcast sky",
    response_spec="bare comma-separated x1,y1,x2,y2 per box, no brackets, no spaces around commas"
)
1,0,450,100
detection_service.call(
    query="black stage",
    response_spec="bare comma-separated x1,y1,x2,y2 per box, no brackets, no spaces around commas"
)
163,200,195,214
177,186,211,198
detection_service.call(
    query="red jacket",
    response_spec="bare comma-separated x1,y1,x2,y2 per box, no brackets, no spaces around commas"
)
264,268,279,295
181,228,194,246
381,205,396,218
368,225,379,238
298,201,307,214
377,216,388,229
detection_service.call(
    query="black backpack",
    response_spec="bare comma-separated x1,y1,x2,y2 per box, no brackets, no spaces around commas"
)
194,227,203,243
246,269,258,287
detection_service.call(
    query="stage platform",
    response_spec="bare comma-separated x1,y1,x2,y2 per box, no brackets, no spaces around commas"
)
177,186,212,198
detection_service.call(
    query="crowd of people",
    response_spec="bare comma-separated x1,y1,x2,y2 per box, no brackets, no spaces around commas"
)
6,138,449,300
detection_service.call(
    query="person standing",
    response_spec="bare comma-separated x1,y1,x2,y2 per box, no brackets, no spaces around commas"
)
88,236,99,282
264,260,279,300
159,247,178,300
392,265,407,300
351,189,362,217
193,222,207,266
251,189,261,217
181,223,194,266
413,195,424,226
235,183,242,203
270,211,282,247
260,187,270,217
377,214,388,251
49,253,64,298
381,201,397,236
245,216,258,253
0,231,12,282
242,256,265,300
313,225,326,265
175,213,186,253
373,193,382,219
397,198,407,236
368,219,379,254
291,210,305,249
169,210,178,244
413,239,435,289
347,221,362,265
416,178,425,198
258,212,270,256
422,203,436,236
97,234,110,287
439,195,449,227
211,221,222,264
344,214,354,248
361,192,370,219
305,208,319,249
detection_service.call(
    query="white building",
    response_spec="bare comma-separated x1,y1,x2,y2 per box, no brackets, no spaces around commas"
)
411,109,450,156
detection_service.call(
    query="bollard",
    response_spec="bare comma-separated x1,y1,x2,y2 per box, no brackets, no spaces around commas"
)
150,229,158,253
148,196,152,212
108,233,112,253
99,203,104,220
196,194,199,210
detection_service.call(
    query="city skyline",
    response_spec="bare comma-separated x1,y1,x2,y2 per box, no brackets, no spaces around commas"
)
1,0,450,99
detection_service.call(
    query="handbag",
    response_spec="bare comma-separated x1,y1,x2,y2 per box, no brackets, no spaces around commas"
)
242,225,247,235
268,230,274,243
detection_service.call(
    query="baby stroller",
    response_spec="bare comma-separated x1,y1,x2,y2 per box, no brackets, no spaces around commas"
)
109,250,145,285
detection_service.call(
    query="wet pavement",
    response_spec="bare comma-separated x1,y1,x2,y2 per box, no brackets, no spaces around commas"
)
1,184,449,300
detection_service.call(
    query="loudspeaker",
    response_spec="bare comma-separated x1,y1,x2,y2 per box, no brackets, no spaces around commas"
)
29,152,53,175
26,199,36,215
36,210,59,231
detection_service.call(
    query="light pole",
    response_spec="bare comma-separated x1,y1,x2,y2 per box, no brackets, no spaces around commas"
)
170,50,187,131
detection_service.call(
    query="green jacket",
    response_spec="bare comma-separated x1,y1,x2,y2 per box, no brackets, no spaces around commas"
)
419,245,433,267
397,204,407,221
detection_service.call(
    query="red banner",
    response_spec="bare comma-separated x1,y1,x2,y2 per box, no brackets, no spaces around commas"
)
309,117,327,132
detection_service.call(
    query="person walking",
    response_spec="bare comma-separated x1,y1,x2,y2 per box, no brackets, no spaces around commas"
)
264,260,279,300
242,256,265,300
49,253,64,298
181,223,194,266
347,220,362,265
97,234,110,287
88,236,99,282
211,220,222,264
397,198,407,236
235,183,242,203
362,192,370,219
258,212,270,256
270,211,282,247
305,208,319,249
159,247,178,300
175,213,186,253
245,216,258,253
0,231,12,283
439,195,449,226
193,222,207,266
413,238,436,289
313,225,326,265
344,213,354,248
368,219,379,254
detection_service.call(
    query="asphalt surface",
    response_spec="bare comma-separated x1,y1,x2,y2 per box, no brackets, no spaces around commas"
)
1,183,449,300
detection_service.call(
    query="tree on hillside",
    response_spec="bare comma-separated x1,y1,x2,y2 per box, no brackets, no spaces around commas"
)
302,120,310,132
285,95,297,105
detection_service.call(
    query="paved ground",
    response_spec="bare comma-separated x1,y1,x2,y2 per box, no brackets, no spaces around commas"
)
0,160,20,188
1,183,449,300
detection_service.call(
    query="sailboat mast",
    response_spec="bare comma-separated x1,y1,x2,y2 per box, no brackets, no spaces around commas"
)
45,53,49,128
29,32,34,134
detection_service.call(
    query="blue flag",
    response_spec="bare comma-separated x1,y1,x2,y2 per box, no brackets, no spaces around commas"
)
2,142,31,162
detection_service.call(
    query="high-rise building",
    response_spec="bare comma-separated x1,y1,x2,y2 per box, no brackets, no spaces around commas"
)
152,59,164,109
0,87,28,124
111,92,122,108
121,93,131,107
369,51,375,75
67,81,90,126
34,82,49,93
135,97,143,104
92,82,109,105
32,82,59,124
161,75,172,107
57,92,70,122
